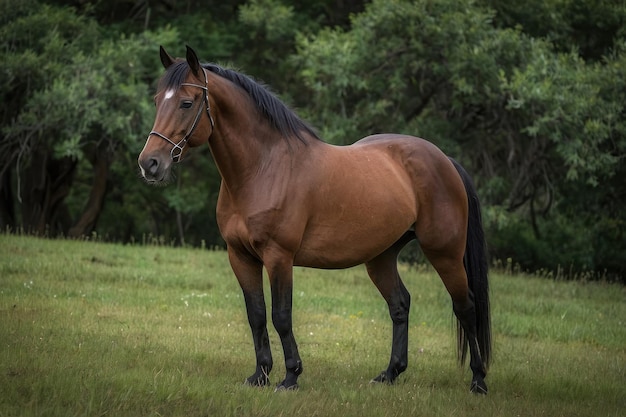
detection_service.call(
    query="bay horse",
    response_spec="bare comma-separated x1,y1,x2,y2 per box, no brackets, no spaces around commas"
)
138,46,491,394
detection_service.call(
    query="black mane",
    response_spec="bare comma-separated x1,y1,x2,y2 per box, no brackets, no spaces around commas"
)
159,61,320,143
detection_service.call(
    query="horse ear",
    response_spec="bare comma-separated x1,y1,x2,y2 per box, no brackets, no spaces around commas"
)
186,45,201,76
160,46,175,69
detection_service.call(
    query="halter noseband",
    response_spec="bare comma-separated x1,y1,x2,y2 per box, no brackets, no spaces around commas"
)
148,68,215,163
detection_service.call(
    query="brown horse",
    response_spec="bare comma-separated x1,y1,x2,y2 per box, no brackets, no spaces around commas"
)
138,46,492,394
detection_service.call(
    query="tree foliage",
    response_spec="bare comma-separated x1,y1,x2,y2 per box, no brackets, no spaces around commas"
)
0,0,623,280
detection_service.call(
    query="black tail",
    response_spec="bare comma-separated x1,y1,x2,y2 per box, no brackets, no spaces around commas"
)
450,159,492,370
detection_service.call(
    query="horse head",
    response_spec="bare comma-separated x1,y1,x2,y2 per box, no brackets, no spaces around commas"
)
138,46,214,183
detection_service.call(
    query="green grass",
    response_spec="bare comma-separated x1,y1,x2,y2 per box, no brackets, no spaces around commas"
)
0,234,624,417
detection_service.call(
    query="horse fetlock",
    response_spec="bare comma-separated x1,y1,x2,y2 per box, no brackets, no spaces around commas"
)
285,358,302,374
470,363,487,379
246,366,271,387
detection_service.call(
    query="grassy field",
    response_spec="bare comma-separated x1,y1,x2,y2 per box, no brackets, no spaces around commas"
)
0,234,624,417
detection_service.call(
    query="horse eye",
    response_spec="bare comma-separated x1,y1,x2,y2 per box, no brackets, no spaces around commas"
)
181,101,193,109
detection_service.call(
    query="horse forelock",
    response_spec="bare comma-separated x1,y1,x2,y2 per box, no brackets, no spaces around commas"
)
158,61,190,91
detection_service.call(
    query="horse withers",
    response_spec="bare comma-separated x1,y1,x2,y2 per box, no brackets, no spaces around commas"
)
138,46,492,394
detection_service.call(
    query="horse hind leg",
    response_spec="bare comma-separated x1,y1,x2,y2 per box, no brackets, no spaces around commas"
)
424,250,488,394
366,232,413,384
453,293,488,394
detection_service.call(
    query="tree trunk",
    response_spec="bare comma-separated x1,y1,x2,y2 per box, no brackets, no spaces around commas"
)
0,169,16,231
68,144,112,238
21,148,76,236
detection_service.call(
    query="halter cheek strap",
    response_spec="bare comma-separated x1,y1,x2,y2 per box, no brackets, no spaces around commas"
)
147,68,215,163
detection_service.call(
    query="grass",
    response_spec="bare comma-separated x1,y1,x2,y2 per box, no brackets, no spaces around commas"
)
0,234,624,416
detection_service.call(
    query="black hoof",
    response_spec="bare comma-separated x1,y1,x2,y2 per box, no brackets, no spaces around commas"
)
370,371,394,385
245,373,270,387
470,378,488,395
275,381,299,392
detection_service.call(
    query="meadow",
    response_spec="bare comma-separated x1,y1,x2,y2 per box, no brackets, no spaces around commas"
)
0,234,624,417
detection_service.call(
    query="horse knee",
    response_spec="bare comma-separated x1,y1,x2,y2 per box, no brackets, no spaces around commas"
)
272,309,292,336
389,287,411,324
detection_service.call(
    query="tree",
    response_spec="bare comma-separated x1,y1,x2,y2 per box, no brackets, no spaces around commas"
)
0,0,178,236
0,0,99,234
482,0,626,62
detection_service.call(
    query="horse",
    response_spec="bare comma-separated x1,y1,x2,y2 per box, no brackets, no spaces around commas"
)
138,46,492,394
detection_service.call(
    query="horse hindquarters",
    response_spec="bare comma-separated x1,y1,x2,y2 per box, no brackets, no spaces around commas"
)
413,155,491,394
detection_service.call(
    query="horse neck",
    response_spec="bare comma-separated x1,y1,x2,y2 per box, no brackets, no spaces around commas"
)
206,75,297,193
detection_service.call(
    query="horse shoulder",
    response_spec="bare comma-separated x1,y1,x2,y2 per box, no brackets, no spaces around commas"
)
218,189,308,262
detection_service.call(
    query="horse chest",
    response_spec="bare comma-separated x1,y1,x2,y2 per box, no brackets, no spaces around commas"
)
218,201,305,256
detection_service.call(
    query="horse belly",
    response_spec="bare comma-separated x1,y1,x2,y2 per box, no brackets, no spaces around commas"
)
294,177,416,269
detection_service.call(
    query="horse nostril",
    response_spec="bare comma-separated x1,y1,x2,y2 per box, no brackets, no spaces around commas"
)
139,156,161,179
147,157,159,175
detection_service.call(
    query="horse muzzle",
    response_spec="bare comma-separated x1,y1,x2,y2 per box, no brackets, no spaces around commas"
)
138,153,172,183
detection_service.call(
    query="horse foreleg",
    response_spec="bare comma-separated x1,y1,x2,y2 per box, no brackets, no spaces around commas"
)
229,249,273,386
243,290,273,386
267,255,302,390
